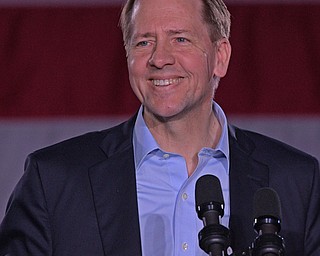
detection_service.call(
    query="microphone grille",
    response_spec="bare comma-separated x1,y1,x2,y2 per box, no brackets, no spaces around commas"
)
253,187,282,220
195,174,224,207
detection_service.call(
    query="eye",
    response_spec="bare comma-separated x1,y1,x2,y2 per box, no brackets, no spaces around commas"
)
136,41,149,47
176,37,189,43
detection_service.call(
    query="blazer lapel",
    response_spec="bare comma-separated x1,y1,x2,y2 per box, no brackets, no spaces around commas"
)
88,116,142,256
228,125,269,253
88,120,270,255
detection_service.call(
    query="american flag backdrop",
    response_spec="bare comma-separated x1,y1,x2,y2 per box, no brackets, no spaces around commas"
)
0,0,320,221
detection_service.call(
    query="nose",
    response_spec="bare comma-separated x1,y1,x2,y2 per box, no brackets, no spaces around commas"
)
148,41,175,69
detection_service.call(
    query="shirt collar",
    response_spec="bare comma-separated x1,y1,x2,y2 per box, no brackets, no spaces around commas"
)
133,106,159,170
212,101,230,165
133,101,230,172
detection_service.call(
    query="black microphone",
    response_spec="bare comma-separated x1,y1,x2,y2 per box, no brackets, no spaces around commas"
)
195,174,231,256
251,188,285,256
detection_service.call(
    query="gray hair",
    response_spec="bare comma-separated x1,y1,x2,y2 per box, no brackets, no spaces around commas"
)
119,0,231,48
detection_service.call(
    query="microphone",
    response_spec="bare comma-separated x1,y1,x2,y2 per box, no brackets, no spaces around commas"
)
195,174,231,256
251,188,285,256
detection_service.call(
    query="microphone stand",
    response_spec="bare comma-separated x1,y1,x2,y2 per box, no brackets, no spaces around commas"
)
198,222,230,256
251,233,285,256
251,217,285,256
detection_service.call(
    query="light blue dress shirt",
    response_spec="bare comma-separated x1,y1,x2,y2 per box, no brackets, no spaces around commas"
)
133,101,230,256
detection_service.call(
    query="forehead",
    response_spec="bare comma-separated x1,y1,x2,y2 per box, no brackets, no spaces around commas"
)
131,0,205,32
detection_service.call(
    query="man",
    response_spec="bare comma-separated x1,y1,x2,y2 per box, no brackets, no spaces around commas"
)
0,0,319,255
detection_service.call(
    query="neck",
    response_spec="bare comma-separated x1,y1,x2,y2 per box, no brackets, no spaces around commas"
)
143,106,222,176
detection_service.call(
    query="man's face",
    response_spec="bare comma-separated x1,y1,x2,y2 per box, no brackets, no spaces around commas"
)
127,0,229,121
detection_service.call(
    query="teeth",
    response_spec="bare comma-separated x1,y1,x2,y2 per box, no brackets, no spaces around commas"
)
152,78,182,86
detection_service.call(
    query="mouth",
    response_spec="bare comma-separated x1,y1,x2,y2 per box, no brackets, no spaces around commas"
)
151,78,184,87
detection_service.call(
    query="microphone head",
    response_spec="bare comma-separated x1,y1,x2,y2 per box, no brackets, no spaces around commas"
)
195,175,224,219
253,187,282,232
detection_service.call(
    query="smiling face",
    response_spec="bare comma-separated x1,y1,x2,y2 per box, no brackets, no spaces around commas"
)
126,0,230,123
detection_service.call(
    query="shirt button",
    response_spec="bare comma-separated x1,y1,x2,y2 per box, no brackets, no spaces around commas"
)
182,193,188,200
182,242,188,251
163,153,170,159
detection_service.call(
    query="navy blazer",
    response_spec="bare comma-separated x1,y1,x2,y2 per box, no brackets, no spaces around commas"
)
0,115,319,255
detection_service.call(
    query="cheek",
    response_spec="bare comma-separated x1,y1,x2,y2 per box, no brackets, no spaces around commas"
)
191,43,217,75
129,76,145,104
127,56,148,101
181,52,214,81
127,53,148,78
128,68,143,95
127,55,137,75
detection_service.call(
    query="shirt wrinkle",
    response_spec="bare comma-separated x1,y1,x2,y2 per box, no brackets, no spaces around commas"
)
133,101,230,256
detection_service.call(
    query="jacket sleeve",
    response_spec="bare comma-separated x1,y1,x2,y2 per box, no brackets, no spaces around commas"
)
0,155,52,256
305,157,320,256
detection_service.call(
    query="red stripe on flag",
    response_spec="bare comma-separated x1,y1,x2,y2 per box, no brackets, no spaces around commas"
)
0,5,320,117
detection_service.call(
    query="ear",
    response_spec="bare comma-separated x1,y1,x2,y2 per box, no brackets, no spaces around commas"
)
213,38,231,78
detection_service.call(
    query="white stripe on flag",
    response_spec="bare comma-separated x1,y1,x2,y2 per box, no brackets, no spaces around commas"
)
1,116,320,221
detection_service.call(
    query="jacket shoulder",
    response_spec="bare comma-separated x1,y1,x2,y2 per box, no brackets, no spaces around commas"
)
230,125,319,170
30,116,135,164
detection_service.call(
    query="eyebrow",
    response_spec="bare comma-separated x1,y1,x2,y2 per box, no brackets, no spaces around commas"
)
133,32,155,39
166,29,191,36
132,29,192,41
